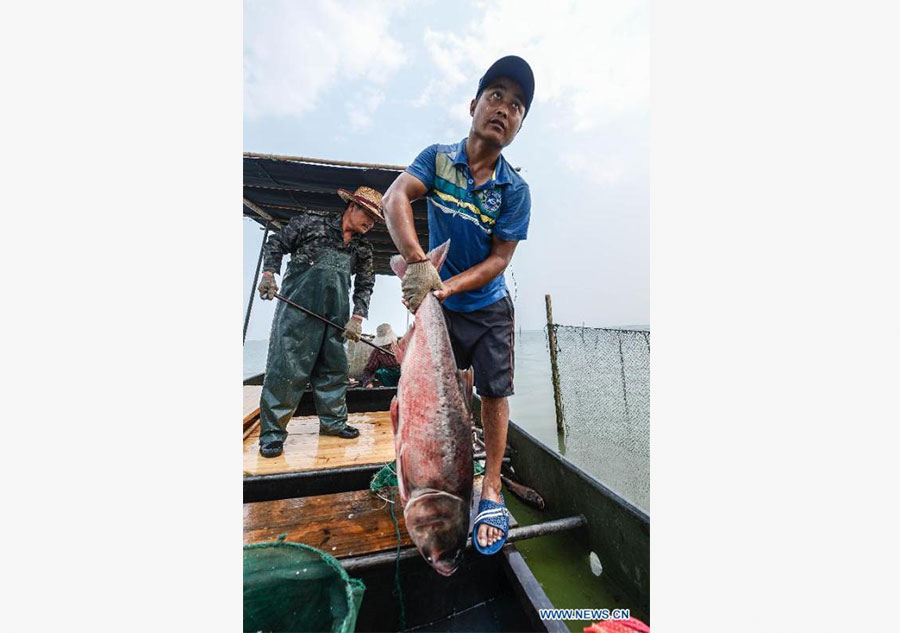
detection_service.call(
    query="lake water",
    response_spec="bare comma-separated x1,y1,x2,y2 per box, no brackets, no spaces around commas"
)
244,330,558,438
244,328,648,513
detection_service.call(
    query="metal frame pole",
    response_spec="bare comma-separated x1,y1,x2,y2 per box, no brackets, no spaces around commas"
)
340,515,586,571
243,224,269,345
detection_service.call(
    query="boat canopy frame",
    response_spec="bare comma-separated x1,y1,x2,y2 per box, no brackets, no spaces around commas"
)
243,152,430,277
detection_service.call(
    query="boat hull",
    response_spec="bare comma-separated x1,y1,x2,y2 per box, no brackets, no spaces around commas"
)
505,419,650,615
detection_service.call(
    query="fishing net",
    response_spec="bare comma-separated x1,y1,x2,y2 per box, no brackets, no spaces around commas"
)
369,460,485,495
547,325,650,512
345,339,370,381
243,536,365,633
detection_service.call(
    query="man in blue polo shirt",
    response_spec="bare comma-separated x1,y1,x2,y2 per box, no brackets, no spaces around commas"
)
383,55,534,556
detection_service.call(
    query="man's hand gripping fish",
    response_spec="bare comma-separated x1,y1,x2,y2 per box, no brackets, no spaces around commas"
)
389,240,474,577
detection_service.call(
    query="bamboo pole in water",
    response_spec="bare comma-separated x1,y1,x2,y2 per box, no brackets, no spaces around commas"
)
545,294,565,437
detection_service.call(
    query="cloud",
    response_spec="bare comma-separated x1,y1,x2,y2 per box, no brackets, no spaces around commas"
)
244,0,407,120
563,152,626,186
416,0,649,131
347,88,386,131
411,29,470,108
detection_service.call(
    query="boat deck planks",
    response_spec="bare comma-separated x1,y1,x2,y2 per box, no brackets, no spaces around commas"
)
243,475,515,558
243,385,262,420
242,388,519,563
244,486,411,556
243,410,396,476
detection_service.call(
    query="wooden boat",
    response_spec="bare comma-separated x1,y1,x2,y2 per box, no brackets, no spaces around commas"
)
242,153,650,630
243,376,649,631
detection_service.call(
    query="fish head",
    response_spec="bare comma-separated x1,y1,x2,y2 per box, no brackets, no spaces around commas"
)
404,490,469,577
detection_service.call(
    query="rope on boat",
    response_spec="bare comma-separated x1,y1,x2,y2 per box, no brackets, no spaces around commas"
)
369,460,486,628
369,461,398,504
369,463,406,626
369,460,486,501
388,488,406,630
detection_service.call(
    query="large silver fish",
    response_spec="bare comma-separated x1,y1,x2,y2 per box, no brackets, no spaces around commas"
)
389,240,474,577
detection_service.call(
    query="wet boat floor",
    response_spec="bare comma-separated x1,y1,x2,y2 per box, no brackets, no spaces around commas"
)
243,388,515,560
243,409,397,476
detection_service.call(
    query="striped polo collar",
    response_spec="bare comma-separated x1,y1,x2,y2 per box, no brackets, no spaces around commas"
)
449,138,514,187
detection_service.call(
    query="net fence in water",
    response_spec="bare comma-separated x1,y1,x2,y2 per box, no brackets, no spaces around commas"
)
547,325,650,513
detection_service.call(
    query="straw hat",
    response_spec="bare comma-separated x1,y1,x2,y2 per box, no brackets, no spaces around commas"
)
338,186,384,221
373,323,398,347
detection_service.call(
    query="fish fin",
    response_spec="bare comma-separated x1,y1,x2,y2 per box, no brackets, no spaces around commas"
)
394,325,413,363
459,368,474,411
396,444,408,502
390,395,399,436
389,253,408,278
427,239,451,273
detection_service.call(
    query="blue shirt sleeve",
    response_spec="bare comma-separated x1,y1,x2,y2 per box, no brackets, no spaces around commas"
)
494,183,531,241
405,144,438,191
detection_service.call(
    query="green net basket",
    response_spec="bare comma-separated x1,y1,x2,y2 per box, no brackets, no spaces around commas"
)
244,536,365,633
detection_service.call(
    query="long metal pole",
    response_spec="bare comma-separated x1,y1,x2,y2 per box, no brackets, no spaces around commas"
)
243,225,269,345
274,293,396,358
340,515,586,571
472,453,510,463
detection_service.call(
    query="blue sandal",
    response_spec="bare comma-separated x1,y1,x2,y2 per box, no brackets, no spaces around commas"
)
472,493,510,555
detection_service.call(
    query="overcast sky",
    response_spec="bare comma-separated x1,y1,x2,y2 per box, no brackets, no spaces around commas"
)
243,0,649,340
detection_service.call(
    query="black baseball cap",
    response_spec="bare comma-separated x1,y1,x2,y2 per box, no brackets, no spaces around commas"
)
476,55,535,117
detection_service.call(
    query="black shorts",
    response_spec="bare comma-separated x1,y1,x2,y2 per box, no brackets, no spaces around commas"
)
441,294,515,398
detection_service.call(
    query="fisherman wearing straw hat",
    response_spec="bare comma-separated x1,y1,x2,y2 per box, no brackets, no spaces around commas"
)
383,56,534,554
360,323,403,388
255,186,384,457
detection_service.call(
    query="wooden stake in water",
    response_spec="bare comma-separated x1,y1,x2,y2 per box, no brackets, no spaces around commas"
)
545,294,566,444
